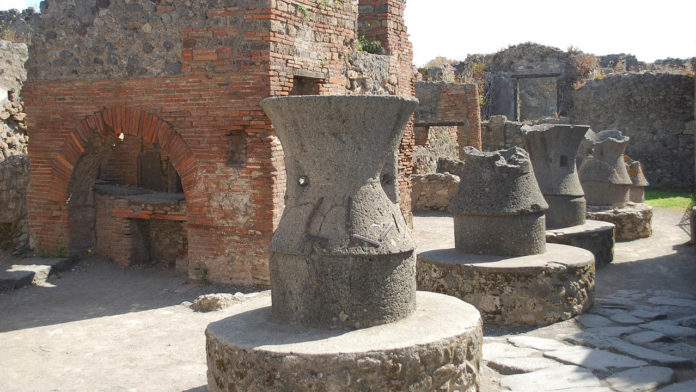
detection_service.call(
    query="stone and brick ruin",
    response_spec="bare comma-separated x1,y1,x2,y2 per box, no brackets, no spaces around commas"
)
418,42,695,193
6,0,415,286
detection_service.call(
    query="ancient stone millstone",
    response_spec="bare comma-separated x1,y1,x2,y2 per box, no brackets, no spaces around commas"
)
260,95,419,330
625,155,649,203
579,130,632,208
449,146,548,256
522,123,591,229
206,95,484,392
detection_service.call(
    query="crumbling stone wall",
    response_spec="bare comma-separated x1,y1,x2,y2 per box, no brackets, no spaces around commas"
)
412,126,458,174
0,40,29,253
23,0,414,285
480,115,525,151
411,172,459,211
457,43,580,121
345,50,395,95
571,72,695,189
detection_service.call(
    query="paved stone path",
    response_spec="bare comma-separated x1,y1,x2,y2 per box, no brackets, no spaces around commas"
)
482,288,696,391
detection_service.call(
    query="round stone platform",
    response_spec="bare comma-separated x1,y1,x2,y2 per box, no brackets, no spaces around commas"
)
417,243,595,326
206,291,482,392
546,219,616,267
586,202,653,241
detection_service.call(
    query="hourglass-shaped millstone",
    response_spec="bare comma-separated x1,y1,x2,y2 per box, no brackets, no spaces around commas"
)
260,95,419,330
579,130,632,208
449,146,549,256
522,124,591,229
625,155,649,203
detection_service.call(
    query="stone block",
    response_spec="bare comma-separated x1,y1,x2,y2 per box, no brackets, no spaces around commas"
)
411,173,459,212
586,203,652,241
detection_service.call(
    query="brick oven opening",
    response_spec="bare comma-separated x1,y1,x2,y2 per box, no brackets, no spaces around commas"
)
71,132,188,269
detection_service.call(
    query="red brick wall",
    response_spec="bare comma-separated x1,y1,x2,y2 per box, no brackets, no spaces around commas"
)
100,137,141,187
415,82,482,158
24,74,275,286
95,193,187,268
456,84,483,154
24,0,416,286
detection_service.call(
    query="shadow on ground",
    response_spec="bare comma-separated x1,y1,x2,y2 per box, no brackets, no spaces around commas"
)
0,254,260,333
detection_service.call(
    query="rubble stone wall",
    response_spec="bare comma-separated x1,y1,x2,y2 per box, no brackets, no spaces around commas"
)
0,40,29,252
571,72,695,189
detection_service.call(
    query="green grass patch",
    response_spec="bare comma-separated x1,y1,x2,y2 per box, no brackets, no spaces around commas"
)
644,189,694,210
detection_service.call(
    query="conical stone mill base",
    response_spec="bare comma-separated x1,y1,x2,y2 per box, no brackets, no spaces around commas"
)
417,147,595,326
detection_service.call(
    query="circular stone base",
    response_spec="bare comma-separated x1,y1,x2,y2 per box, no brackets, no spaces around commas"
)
417,243,594,326
546,220,615,267
586,202,653,241
206,292,482,392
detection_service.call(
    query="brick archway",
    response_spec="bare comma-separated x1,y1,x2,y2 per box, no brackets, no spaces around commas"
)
50,107,197,201
40,107,198,256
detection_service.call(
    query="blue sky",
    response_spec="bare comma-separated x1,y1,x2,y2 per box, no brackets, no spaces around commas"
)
1,0,694,66
0,0,39,11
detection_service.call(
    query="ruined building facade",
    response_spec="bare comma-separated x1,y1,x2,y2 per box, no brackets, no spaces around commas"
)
23,0,414,285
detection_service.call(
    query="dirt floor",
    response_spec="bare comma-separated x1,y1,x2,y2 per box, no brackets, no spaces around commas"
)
0,207,694,391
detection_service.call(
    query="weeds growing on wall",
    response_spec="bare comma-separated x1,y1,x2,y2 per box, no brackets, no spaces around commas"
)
0,20,31,44
568,46,599,90
355,35,383,55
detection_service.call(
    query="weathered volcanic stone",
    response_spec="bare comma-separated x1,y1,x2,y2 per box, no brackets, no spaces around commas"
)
449,147,548,256
579,130,632,208
412,172,460,212
625,156,649,203
417,243,595,326
586,203,653,241
546,220,615,267
261,95,419,330
205,292,483,392
576,128,596,168
522,123,591,229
